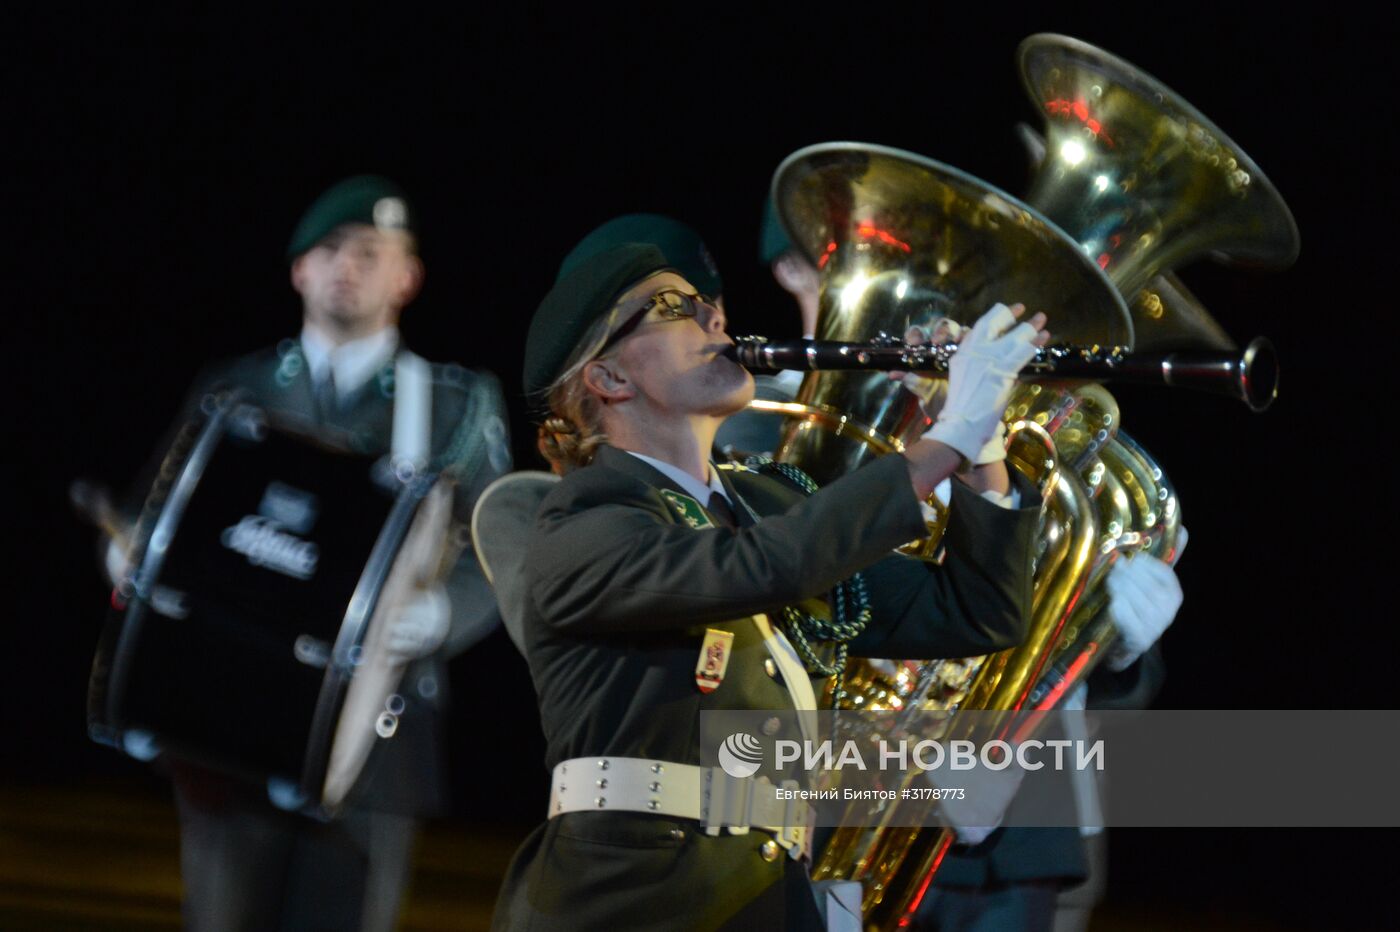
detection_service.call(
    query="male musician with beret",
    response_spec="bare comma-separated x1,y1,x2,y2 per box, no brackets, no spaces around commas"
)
113,176,511,931
490,241,1049,930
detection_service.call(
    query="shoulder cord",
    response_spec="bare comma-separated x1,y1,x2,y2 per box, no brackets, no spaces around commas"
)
743,456,872,708
431,377,487,483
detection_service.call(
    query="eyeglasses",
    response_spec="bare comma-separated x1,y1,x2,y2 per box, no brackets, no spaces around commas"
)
598,289,717,354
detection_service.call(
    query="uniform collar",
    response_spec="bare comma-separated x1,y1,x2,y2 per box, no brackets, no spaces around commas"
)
623,450,729,505
299,325,400,397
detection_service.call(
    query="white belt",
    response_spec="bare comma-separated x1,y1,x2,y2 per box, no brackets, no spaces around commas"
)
548,756,814,861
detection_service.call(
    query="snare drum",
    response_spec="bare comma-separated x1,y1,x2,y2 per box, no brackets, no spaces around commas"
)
89,392,452,812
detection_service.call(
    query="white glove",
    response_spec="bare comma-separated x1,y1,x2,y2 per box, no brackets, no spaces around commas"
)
1104,553,1183,672
935,747,1027,846
385,585,450,660
896,319,1009,466
924,304,1039,463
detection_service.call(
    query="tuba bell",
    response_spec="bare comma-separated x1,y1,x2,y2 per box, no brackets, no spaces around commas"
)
766,140,1133,488
1016,32,1299,353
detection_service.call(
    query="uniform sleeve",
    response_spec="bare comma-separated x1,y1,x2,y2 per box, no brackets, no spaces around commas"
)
436,370,513,656
437,369,513,509
847,471,1041,659
1086,643,1166,710
528,455,929,634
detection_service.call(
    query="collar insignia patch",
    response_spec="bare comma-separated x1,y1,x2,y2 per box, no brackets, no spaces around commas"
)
659,489,713,529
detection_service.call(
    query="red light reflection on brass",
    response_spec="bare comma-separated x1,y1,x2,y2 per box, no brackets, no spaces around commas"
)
816,240,838,269
1032,643,1099,713
901,831,956,926
1045,97,1116,148
855,223,912,253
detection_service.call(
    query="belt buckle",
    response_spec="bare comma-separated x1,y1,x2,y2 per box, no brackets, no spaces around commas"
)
702,766,755,836
777,779,814,861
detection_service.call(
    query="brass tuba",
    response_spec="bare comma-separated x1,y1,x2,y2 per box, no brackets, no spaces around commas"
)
760,34,1298,931
763,143,1129,925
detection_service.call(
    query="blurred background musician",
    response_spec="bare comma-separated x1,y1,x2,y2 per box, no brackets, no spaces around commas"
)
97,175,511,932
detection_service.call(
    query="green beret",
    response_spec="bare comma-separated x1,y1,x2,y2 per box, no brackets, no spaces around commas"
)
758,198,795,265
287,175,413,260
524,243,672,402
557,214,722,298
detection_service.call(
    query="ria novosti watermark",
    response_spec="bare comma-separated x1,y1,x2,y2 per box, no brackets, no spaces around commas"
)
718,732,1103,778
697,709,1400,828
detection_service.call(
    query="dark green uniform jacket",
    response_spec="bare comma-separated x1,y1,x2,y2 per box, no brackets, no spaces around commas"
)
492,445,1041,931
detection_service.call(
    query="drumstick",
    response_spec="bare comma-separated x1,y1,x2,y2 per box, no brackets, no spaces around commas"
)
69,478,132,552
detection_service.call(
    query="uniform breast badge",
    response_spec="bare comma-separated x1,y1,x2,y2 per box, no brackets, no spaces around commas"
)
695,628,735,694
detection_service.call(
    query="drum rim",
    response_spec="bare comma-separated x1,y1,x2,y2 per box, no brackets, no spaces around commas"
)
298,472,439,808
97,391,246,735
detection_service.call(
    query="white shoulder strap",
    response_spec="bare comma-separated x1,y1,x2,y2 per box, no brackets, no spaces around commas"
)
392,350,433,474
752,613,819,746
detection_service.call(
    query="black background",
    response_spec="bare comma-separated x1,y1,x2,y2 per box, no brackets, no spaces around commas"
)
8,4,1395,928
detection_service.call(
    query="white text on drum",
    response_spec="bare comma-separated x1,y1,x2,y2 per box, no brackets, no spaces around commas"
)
221,515,319,580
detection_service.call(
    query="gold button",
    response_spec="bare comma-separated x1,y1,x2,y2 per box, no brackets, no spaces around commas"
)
760,840,781,862
764,659,779,678
762,716,782,736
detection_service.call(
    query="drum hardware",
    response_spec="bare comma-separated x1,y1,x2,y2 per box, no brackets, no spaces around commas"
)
375,688,408,739
294,635,331,669
375,711,399,739
121,729,160,762
226,403,269,442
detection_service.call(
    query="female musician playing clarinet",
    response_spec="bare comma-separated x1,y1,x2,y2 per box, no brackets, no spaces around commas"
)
491,242,1048,930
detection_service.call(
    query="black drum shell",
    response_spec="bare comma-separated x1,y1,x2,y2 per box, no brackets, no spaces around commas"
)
93,415,396,787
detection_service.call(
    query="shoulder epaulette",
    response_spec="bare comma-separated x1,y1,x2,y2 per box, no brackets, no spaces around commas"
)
431,361,472,389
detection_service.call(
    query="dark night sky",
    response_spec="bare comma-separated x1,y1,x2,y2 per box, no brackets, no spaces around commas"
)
7,5,1396,927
